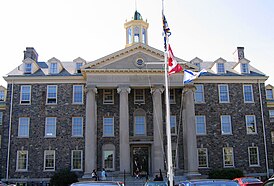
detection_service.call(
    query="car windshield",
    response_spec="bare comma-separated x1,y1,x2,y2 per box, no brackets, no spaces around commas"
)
145,182,168,186
241,178,261,183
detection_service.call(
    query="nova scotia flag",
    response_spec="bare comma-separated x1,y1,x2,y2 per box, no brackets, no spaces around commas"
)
183,69,207,84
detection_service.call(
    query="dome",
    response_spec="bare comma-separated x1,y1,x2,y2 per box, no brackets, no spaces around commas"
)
134,10,142,20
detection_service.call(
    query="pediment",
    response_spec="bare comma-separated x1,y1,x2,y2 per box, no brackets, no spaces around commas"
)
82,43,190,72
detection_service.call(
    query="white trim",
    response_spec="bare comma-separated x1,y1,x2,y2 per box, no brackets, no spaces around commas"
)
45,117,57,137
18,117,30,138
134,89,145,104
71,150,83,171
248,146,260,167
243,84,254,103
103,89,114,104
102,144,115,171
223,147,234,167
134,114,146,136
44,150,55,171
73,85,84,104
197,148,208,168
170,115,177,135
103,117,114,137
195,115,206,135
218,84,230,103
245,115,257,134
46,85,57,104
194,84,205,103
20,85,31,105
221,115,232,135
72,117,83,137
16,150,28,171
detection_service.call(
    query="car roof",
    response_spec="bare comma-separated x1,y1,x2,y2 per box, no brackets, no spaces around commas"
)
178,179,238,186
70,181,122,186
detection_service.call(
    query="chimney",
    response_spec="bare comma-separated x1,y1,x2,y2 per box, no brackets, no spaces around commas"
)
24,47,38,62
237,47,244,61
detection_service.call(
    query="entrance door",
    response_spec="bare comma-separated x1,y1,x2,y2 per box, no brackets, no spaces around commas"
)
132,146,149,176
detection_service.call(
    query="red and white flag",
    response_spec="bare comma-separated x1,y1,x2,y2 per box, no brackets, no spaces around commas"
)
168,44,183,75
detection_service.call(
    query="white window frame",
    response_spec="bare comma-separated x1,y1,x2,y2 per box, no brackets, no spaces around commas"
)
197,148,208,168
246,115,257,134
170,115,177,135
196,115,206,135
47,85,57,104
218,84,230,103
217,63,225,73
223,147,234,167
169,89,175,104
0,90,5,101
71,150,83,171
16,150,28,171
243,85,254,103
18,117,30,138
76,63,83,73
195,84,205,103
50,63,58,74
45,117,56,137
221,115,232,135
0,112,3,125
73,85,83,104
103,149,115,171
241,63,249,74
103,117,114,137
134,89,145,104
44,150,55,171
72,117,83,137
248,146,259,166
266,89,274,99
134,115,146,136
103,89,114,104
24,63,32,74
20,85,31,104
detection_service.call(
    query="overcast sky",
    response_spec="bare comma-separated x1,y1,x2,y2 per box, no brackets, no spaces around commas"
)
0,0,273,87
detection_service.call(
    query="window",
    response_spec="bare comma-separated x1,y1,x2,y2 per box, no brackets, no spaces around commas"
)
44,150,55,171
0,90,5,101
103,150,114,170
73,85,83,104
269,110,274,122
169,89,175,104
246,115,257,134
24,63,32,74
20,85,31,104
45,117,56,137
217,63,225,73
266,89,273,99
72,117,83,137
47,85,57,104
195,84,204,103
218,84,229,103
248,147,259,166
221,115,232,135
223,147,234,167
128,28,132,44
172,145,177,168
194,63,201,70
134,26,140,42
16,150,28,171
18,117,29,138
243,85,254,103
241,63,249,73
71,150,83,171
170,115,176,135
198,148,208,168
271,131,274,144
142,28,146,44
103,89,114,104
50,63,58,74
103,117,114,137
0,112,3,125
76,63,82,73
196,116,206,135
135,116,145,135
134,89,145,104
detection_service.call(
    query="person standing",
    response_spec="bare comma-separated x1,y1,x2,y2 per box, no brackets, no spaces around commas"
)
91,169,98,181
101,168,107,180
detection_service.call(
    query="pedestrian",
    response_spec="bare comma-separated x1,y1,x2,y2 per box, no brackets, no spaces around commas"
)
91,169,98,181
154,174,161,181
101,168,107,180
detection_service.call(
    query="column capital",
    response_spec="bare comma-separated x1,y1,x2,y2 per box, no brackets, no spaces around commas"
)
150,86,164,95
182,84,196,94
117,86,131,94
85,84,97,94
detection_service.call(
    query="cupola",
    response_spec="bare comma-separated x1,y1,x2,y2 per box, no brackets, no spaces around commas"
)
124,10,149,47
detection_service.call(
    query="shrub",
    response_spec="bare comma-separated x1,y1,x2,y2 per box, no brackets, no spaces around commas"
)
208,169,244,180
50,169,78,186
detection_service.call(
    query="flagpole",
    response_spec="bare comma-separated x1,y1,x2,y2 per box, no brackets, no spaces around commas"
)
162,0,174,185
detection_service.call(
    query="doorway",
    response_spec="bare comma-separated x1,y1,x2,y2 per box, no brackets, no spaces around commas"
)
131,146,150,176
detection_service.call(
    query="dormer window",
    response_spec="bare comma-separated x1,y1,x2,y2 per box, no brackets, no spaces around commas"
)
24,63,32,74
0,90,5,101
241,63,249,74
217,63,225,73
194,63,201,70
50,63,58,74
76,63,83,73
266,89,274,99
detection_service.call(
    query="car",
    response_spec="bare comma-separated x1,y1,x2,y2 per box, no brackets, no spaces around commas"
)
177,179,239,186
0,181,7,186
262,177,274,186
144,181,168,186
70,181,124,186
233,177,263,186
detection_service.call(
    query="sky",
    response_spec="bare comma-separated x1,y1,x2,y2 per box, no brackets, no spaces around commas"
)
0,0,274,87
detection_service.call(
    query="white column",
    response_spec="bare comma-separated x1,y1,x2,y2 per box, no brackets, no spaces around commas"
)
182,84,199,175
151,86,165,174
117,86,131,174
83,84,97,178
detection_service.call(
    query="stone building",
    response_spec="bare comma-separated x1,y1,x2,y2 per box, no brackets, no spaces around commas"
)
0,11,272,183
0,85,7,179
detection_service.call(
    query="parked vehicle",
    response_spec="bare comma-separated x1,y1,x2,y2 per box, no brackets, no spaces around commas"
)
144,181,168,186
0,181,7,186
177,179,239,186
70,181,124,186
262,177,274,186
233,177,263,186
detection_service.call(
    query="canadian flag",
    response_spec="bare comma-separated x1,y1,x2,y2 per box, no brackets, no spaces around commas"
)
168,44,183,75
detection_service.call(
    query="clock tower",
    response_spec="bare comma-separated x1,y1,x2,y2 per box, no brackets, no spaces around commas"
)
124,10,149,47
